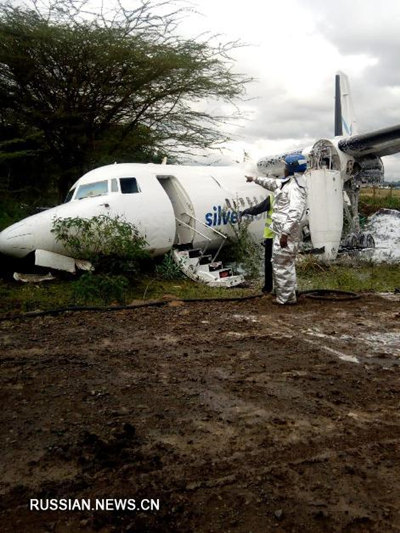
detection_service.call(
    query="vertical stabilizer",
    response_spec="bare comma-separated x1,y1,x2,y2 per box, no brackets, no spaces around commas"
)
335,72,358,137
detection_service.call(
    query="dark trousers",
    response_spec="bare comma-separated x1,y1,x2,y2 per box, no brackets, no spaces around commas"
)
263,238,273,293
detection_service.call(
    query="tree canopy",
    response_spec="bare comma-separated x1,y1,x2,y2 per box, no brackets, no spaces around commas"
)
0,0,250,199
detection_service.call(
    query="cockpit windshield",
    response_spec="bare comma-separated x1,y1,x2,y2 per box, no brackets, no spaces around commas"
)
64,188,75,203
75,181,108,200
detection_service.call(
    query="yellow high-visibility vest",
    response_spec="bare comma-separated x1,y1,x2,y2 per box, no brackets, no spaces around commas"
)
263,195,274,239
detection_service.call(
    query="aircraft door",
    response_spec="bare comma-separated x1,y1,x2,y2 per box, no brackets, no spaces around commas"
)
157,175,195,245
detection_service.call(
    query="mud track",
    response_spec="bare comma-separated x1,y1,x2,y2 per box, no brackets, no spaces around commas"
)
1,293,400,532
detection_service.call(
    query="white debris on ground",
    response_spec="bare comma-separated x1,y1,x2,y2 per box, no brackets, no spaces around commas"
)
378,293,400,301
364,209,400,262
13,272,55,283
361,331,400,358
304,327,400,365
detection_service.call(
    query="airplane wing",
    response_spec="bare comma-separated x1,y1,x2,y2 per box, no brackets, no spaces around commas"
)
338,124,400,158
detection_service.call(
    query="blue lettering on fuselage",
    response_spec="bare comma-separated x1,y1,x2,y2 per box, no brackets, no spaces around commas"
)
204,205,266,227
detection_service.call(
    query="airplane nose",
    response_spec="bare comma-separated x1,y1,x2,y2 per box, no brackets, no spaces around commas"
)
0,222,35,258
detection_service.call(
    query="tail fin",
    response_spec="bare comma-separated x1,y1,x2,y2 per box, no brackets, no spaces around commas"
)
335,72,358,137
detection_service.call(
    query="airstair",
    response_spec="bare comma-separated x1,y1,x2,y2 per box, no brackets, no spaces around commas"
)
172,214,245,288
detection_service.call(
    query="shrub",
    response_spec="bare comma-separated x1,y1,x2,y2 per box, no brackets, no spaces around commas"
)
72,273,129,305
224,217,263,279
51,215,148,275
155,252,184,280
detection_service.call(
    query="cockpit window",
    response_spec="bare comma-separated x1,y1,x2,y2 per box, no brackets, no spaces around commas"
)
111,178,119,192
120,177,140,194
64,188,75,203
76,181,108,200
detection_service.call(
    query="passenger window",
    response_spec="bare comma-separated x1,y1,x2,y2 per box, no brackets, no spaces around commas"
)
64,188,75,203
246,196,252,206
111,178,119,192
120,177,140,194
225,199,232,209
76,181,108,200
239,198,245,207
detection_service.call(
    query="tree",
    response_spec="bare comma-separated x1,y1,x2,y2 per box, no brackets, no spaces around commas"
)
0,0,250,199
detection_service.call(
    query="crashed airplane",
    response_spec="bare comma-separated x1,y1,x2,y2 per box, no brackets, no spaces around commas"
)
1,72,400,284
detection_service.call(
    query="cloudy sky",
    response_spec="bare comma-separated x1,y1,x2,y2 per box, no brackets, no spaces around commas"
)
174,0,400,180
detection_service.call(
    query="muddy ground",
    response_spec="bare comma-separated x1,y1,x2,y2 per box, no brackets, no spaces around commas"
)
1,293,400,532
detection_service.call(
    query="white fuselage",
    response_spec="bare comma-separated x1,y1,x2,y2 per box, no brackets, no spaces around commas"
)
0,163,269,260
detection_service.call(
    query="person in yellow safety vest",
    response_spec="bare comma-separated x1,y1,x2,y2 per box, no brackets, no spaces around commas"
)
240,195,274,293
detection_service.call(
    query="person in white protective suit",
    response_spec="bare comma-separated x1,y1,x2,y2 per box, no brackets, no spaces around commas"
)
245,154,307,304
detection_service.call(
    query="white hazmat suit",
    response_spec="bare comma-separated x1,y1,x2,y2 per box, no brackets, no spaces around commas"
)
254,173,307,304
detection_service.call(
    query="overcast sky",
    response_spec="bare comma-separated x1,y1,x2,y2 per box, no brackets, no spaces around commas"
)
174,0,400,180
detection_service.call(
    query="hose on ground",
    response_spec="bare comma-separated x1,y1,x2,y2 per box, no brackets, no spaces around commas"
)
0,294,262,322
298,289,360,301
0,290,364,322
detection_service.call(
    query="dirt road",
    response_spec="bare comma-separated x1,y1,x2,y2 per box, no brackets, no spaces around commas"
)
1,293,400,532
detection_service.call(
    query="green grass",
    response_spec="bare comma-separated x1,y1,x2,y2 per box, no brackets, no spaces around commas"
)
1,260,399,318
0,279,75,314
0,275,258,317
297,257,400,293
359,187,400,217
